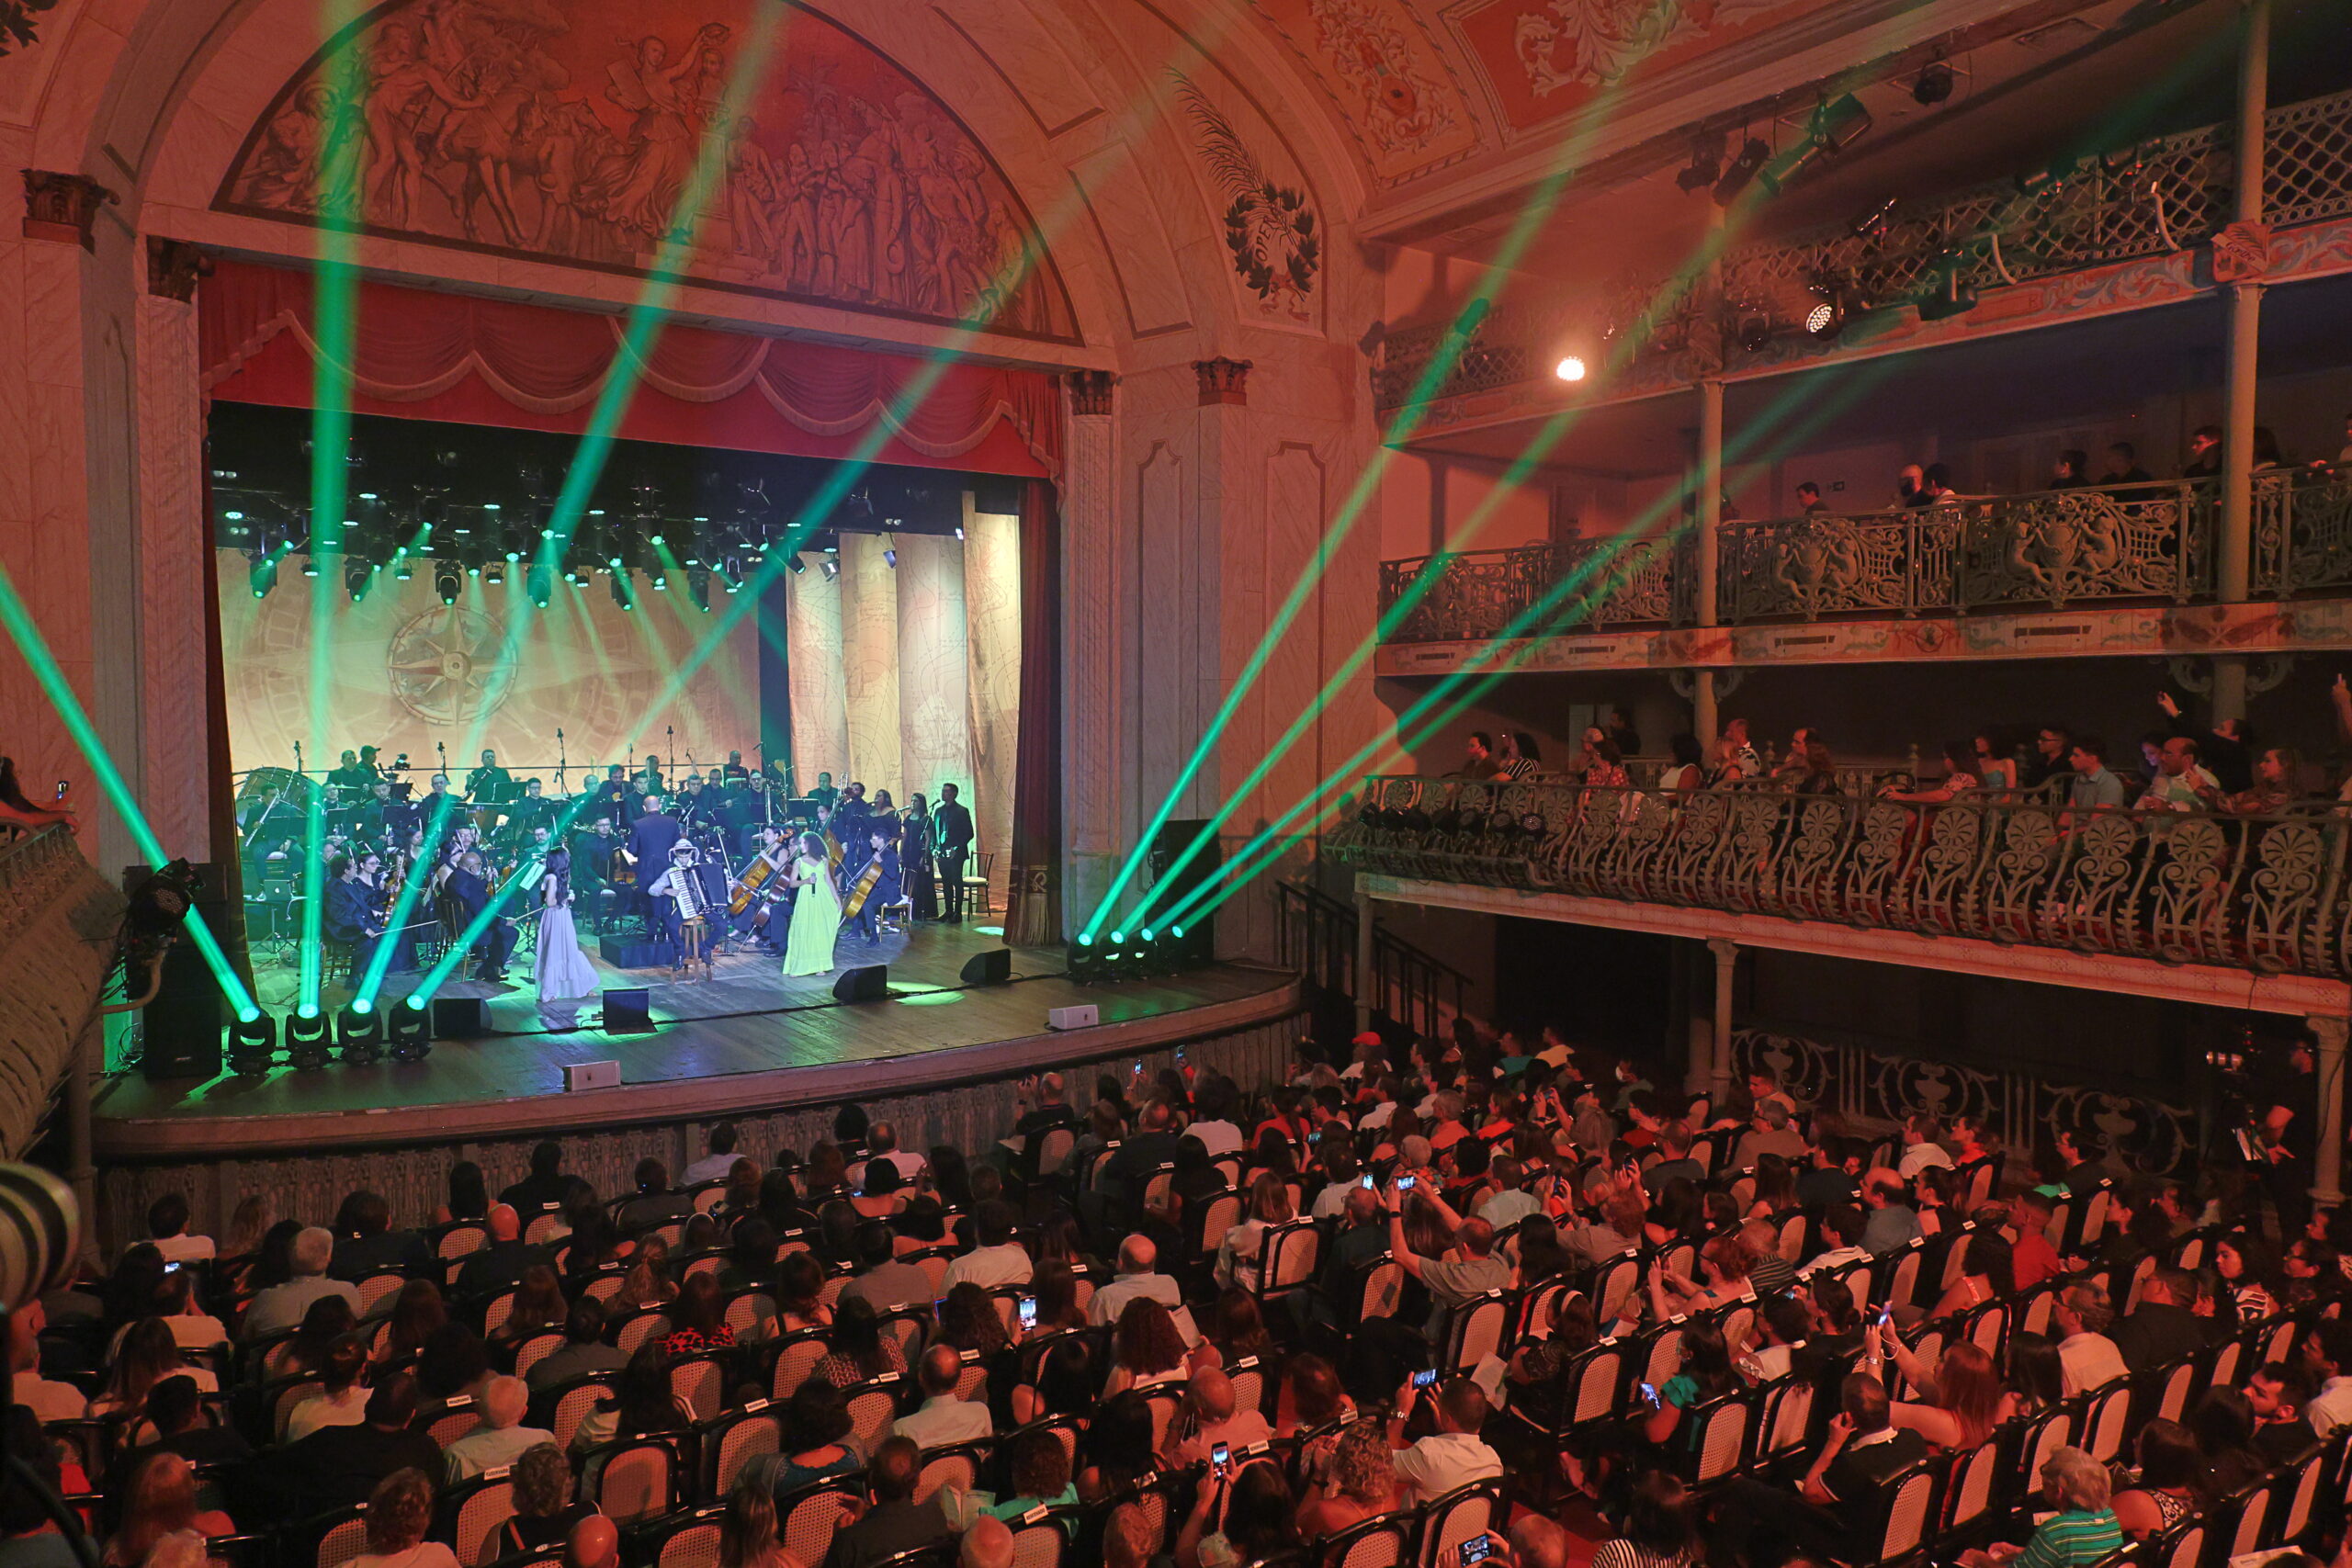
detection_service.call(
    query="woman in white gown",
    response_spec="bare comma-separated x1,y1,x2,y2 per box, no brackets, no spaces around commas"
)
534,844,601,1025
780,831,842,978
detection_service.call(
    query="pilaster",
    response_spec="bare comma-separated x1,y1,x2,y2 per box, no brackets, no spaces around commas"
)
1061,370,1120,927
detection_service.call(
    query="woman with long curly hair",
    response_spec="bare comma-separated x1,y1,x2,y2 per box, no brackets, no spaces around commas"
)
1104,1298,1188,1396
349,1468,457,1568
1295,1420,1399,1535
496,1442,598,1553
88,1320,217,1419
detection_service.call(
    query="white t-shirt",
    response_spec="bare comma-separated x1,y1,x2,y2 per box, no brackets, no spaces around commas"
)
1187,1121,1243,1156
943,1244,1033,1292
286,1382,371,1442
151,1235,215,1265
1392,1431,1502,1503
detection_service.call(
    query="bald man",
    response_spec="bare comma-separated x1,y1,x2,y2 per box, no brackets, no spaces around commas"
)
893,1345,992,1449
1086,1235,1184,1327
1510,1517,1568,1568
456,1203,550,1298
1165,1367,1272,1468
443,1376,553,1480
565,1516,620,1568
1008,1071,1085,1178
962,1518,1015,1568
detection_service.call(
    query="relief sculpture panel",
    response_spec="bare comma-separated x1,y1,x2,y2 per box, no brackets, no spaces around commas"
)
217,0,1079,341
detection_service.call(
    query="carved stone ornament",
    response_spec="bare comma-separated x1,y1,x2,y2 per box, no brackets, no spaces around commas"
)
1066,369,1117,418
1194,356,1252,407
2210,220,2275,285
21,170,118,250
145,237,212,302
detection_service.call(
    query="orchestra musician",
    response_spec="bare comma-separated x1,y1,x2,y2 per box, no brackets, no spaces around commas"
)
722,750,752,782
726,826,793,953
355,779,398,843
327,750,372,795
590,764,635,829
808,771,839,814
569,818,623,932
934,782,974,924
465,749,514,805
846,822,902,945
645,839,711,977
437,839,514,983
324,852,386,968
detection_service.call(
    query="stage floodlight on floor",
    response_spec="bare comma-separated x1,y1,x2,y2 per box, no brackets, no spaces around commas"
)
286,1007,333,1069
225,1010,278,1075
388,998,433,1059
959,949,1012,987
832,965,888,1003
603,988,654,1033
335,1001,386,1063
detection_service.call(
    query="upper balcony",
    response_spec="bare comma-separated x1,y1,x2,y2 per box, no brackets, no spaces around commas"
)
1331,775,2352,1018
1376,469,2352,674
1372,88,2352,434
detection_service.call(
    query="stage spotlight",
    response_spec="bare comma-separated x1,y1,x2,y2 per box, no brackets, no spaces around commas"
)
225,1010,277,1074
335,1003,385,1064
1733,308,1774,354
650,571,667,592
1760,95,1871,197
435,564,461,604
287,1007,332,1069
1712,136,1770,204
387,997,432,1060
527,566,553,608
1913,60,1954,107
345,561,371,602
610,569,634,608
685,567,711,611
248,553,278,600
392,558,413,581
1554,355,1588,383
483,561,503,585
1675,132,1724,193
820,559,840,581
1917,256,1980,321
1802,275,1850,340
300,555,320,577
786,552,807,575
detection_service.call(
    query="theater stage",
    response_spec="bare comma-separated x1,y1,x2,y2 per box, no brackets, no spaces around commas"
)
94,921,1301,1159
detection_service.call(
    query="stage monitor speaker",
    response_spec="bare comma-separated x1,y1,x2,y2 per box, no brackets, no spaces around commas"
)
603,988,654,1033
565,1060,623,1091
959,949,1012,987
1047,1003,1100,1032
125,861,235,1081
431,997,492,1039
1147,819,1220,963
833,964,889,1003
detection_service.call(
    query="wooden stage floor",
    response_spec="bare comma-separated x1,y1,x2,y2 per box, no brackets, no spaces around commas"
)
96,920,1299,1156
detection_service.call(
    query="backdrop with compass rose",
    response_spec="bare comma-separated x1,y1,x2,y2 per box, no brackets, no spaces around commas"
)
214,552,767,782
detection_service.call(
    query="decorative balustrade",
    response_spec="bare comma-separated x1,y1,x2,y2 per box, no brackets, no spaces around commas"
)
1372,87,2352,413
1731,1027,2198,1179
1331,776,2352,982
1378,471,2352,642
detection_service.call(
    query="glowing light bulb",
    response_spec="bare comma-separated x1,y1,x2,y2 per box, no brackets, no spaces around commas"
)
1555,355,1588,382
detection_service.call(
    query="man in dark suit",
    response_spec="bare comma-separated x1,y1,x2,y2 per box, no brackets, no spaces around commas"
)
2113,1265,2211,1371
329,1191,433,1281
261,1375,444,1518
323,856,385,970
613,1158,693,1239
933,782,974,923
821,1438,950,1568
624,794,684,945
1709,1373,1928,1568
440,843,513,982
455,1205,551,1298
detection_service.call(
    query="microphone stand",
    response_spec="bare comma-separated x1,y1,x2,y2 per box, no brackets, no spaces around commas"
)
556,728,569,795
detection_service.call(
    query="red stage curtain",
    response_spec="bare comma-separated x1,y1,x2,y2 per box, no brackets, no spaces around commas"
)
1004,477,1063,946
198,260,1062,478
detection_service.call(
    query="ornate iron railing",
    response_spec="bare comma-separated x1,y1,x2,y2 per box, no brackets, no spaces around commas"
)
1731,1028,2198,1179
1331,776,2352,981
1380,472,2352,641
1373,88,2352,412
1272,879,1472,1042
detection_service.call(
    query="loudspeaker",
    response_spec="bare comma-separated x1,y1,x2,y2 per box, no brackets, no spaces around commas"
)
1047,1003,1100,1032
126,862,235,1081
959,949,1012,987
832,964,889,1002
603,988,654,1033
1148,819,1219,963
431,997,492,1038
564,1060,623,1090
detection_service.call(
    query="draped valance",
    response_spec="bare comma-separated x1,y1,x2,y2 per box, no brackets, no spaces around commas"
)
198,260,1062,478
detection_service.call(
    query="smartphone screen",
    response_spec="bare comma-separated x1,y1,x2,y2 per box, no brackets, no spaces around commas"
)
1360,1174,1376,1190
1018,1297,1037,1329
1211,1441,1230,1477
1397,1176,1417,1191
1459,1540,1495,1568
1412,1369,1440,1390
53,781,67,801
1132,1058,1145,1076
1640,1382,1660,1408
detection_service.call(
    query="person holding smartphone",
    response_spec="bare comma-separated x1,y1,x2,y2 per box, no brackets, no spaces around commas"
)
1381,1181,1510,1347
1385,1374,1502,1504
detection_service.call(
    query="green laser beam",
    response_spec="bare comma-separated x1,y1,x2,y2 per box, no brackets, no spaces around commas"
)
0,560,259,1020
1160,359,1900,934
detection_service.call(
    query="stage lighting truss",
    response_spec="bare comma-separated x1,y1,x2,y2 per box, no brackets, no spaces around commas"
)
1712,137,1770,206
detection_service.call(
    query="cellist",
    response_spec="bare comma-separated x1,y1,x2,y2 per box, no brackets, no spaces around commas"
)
726,826,792,953
842,821,901,944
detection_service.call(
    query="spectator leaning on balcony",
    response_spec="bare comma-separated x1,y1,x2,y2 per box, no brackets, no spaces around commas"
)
1794,741,1842,796
1915,464,1957,506
1659,734,1707,795
2101,442,2153,491
2021,725,2072,792
2051,449,2090,490
2184,425,2223,479
2065,738,2126,811
1709,718,1759,784
1881,742,1979,806
2220,746,2301,816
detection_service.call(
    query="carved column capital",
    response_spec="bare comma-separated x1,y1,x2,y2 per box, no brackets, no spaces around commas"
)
145,237,212,302
1065,368,1117,418
1706,936,1741,968
1193,356,1252,407
21,170,118,251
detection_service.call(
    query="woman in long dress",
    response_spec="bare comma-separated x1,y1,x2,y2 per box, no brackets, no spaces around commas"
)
903,795,938,921
780,831,843,978
534,844,602,1026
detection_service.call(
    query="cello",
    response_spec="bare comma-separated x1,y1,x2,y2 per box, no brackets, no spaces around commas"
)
841,850,885,922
